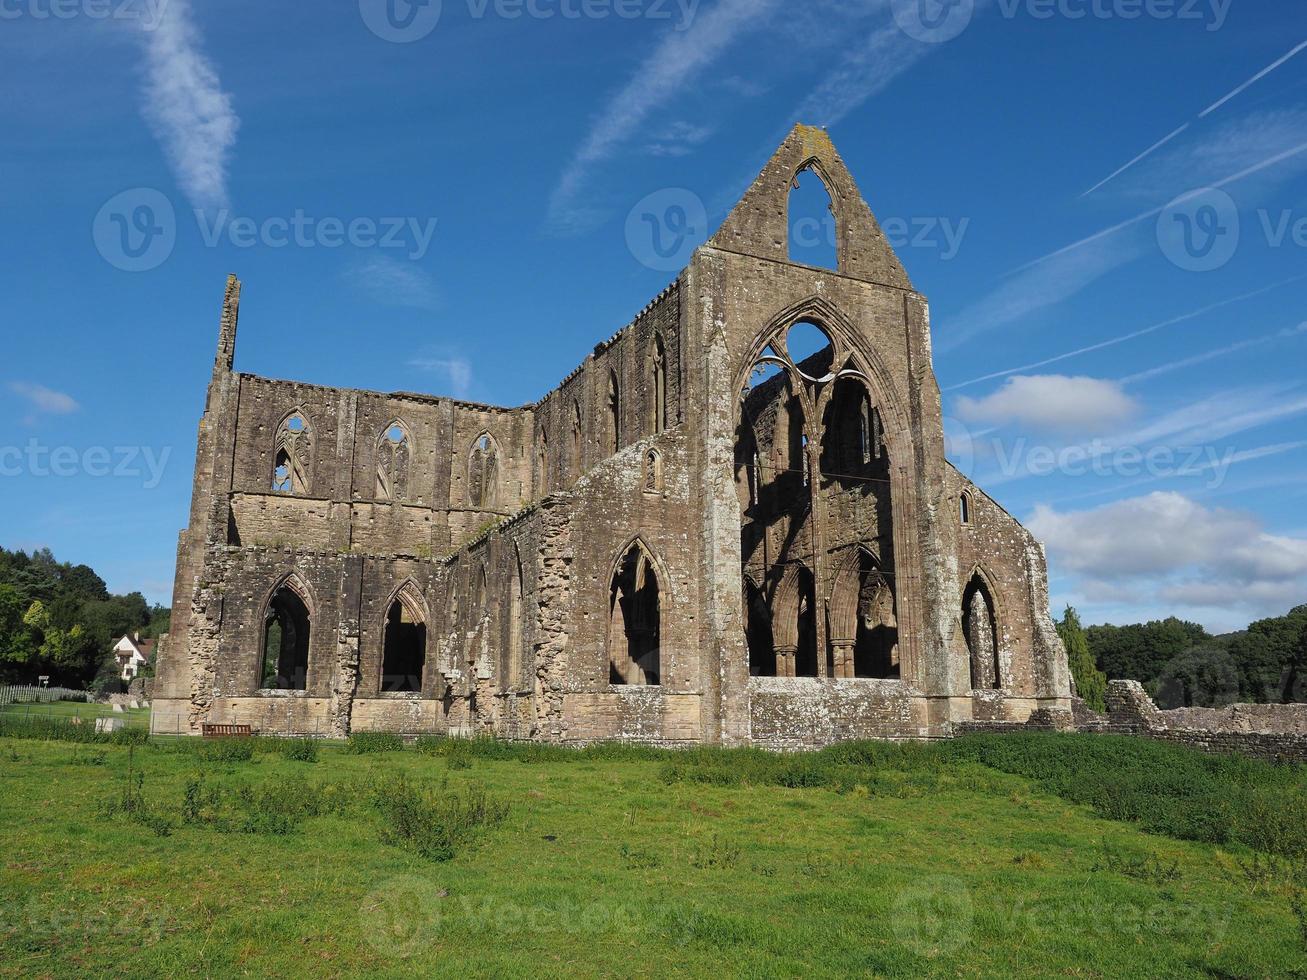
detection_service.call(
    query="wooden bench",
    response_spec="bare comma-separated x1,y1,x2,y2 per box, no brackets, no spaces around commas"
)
201,723,253,738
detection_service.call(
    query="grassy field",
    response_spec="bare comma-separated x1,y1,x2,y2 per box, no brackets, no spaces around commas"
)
0,699,151,729
1,729,1305,978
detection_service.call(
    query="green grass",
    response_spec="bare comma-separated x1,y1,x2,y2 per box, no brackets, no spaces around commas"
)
0,699,151,729
1,733,1305,978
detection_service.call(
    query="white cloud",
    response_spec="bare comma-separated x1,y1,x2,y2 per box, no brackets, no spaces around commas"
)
138,0,239,209
547,0,782,234
345,256,439,311
409,355,473,398
8,382,79,416
1029,491,1307,624
956,375,1139,434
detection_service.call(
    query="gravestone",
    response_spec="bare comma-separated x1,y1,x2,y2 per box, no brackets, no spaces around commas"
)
95,717,125,734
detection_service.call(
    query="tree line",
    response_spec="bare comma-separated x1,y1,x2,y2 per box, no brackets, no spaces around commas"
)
1058,603,1307,712
0,547,169,691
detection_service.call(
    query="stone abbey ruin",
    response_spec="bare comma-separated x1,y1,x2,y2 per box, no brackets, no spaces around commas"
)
153,126,1076,744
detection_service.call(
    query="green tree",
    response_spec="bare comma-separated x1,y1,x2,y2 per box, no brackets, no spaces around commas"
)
1057,606,1107,712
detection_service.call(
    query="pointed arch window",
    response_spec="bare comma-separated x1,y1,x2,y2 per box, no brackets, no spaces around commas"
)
609,543,661,685
376,422,411,502
964,573,1001,690
381,585,426,693
787,165,838,270
468,434,499,510
650,333,667,435
261,580,311,691
960,491,972,526
272,412,312,495
645,449,663,493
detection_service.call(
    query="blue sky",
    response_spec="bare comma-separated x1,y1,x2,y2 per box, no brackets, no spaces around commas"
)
1,0,1304,633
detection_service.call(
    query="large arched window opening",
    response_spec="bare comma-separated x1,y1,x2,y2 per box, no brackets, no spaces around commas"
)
650,333,667,435
828,550,899,679
468,433,499,510
608,543,661,686
381,586,426,693
963,573,1001,690
261,581,311,691
271,412,312,495
376,421,411,502
821,379,879,477
787,166,838,270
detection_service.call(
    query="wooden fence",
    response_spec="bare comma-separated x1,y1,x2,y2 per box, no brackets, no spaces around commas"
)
0,685,90,707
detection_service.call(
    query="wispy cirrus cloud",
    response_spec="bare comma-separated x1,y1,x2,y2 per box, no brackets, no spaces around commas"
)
137,0,239,210
345,255,439,311
547,0,782,235
409,354,473,398
8,382,80,424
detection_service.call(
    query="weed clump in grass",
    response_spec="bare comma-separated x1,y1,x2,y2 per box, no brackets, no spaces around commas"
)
0,714,148,746
370,777,508,861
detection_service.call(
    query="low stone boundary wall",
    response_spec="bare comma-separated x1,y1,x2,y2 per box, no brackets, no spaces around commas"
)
952,681,1307,763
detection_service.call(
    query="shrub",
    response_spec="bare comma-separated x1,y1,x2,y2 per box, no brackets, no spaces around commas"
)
276,738,319,763
345,732,404,755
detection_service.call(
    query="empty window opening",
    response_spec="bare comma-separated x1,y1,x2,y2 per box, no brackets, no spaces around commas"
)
787,167,838,270
963,575,1000,690
821,379,875,479
744,579,775,677
828,550,899,679
960,491,972,525
262,584,311,690
468,434,498,510
784,320,835,380
376,422,411,502
272,412,311,494
773,566,818,678
608,544,661,685
381,595,426,693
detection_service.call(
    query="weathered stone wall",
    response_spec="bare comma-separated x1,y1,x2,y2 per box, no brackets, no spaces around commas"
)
156,127,1075,745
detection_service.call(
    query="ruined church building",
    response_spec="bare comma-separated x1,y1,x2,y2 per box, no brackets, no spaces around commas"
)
154,126,1072,744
